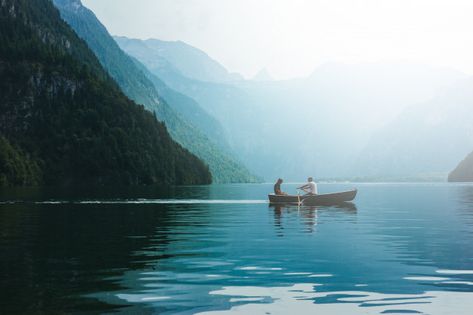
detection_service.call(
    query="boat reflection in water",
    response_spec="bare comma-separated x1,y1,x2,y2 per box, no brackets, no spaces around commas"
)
270,202,357,235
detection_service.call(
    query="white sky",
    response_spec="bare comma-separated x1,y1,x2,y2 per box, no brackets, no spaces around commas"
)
82,0,473,80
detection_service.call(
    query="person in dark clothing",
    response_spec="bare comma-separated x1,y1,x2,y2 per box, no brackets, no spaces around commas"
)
274,178,287,195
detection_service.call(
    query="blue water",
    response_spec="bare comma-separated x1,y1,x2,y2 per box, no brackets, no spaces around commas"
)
1,183,473,314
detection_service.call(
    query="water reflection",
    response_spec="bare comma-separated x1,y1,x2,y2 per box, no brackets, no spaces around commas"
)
2,183,473,314
0,202,183,314
0,184,217,203
271,205,319,235
270,203,357,235
456,185,473,206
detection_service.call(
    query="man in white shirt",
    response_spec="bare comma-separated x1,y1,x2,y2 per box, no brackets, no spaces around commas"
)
298,177,318,195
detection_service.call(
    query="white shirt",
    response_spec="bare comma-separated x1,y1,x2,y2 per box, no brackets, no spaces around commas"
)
307,181,318,194
300,181,318,194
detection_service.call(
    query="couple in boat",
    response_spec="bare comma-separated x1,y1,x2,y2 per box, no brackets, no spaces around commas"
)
274,177,317,196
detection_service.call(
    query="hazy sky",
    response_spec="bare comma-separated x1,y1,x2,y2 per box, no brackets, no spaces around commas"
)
82,0,473,80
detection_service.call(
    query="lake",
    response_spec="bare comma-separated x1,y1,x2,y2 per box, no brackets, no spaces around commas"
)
1,183,473,314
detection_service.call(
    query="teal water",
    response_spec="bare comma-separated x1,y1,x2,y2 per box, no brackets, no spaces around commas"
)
1,183,473,314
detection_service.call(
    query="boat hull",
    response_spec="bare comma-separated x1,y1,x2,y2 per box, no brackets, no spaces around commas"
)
302,189,357,205
268,194,308,204
268,189,357,205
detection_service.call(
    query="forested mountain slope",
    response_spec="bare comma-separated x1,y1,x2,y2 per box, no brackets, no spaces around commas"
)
53,0,258,183
0,0,211,186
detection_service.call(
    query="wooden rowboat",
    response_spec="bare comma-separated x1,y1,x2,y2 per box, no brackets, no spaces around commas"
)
268,189,357,206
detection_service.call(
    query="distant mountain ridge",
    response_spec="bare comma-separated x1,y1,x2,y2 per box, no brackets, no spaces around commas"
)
54,0,259,183
134,38,243,83
355,77,473,179
117,35,468,181
252,68,273,81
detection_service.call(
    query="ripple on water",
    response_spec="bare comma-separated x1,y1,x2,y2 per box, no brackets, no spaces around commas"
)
436,269,473,275
0,199,269,205
195,285,473,315
404,276,450,281
3,183,473,314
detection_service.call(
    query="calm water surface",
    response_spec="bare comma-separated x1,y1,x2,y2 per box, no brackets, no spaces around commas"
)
1,183,473,314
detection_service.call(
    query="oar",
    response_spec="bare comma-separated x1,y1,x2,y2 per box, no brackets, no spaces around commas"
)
296,189,302,206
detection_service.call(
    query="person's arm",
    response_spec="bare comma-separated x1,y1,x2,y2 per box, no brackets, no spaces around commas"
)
298,183,309,189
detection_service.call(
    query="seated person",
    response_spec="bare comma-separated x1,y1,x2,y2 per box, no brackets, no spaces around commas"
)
274,178,287,195
298,177,318,195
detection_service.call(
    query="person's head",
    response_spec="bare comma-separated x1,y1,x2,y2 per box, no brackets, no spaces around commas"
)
277,178,283,183
308,177,313,182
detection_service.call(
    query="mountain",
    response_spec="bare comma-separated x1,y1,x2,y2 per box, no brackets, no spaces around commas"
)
128,55,230,151
114,36,246,111
0,0,211,186
53,0,225,146
449,151,473,182
117,36,466,181
0,135,41,186
356,77,473,180
53,0,259,183
136,38,243,83
115,38,263,146
252,68,273,81
240,63,466,179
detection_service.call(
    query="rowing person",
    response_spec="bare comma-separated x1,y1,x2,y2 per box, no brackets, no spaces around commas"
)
298,177,318,195
274,178,288,195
